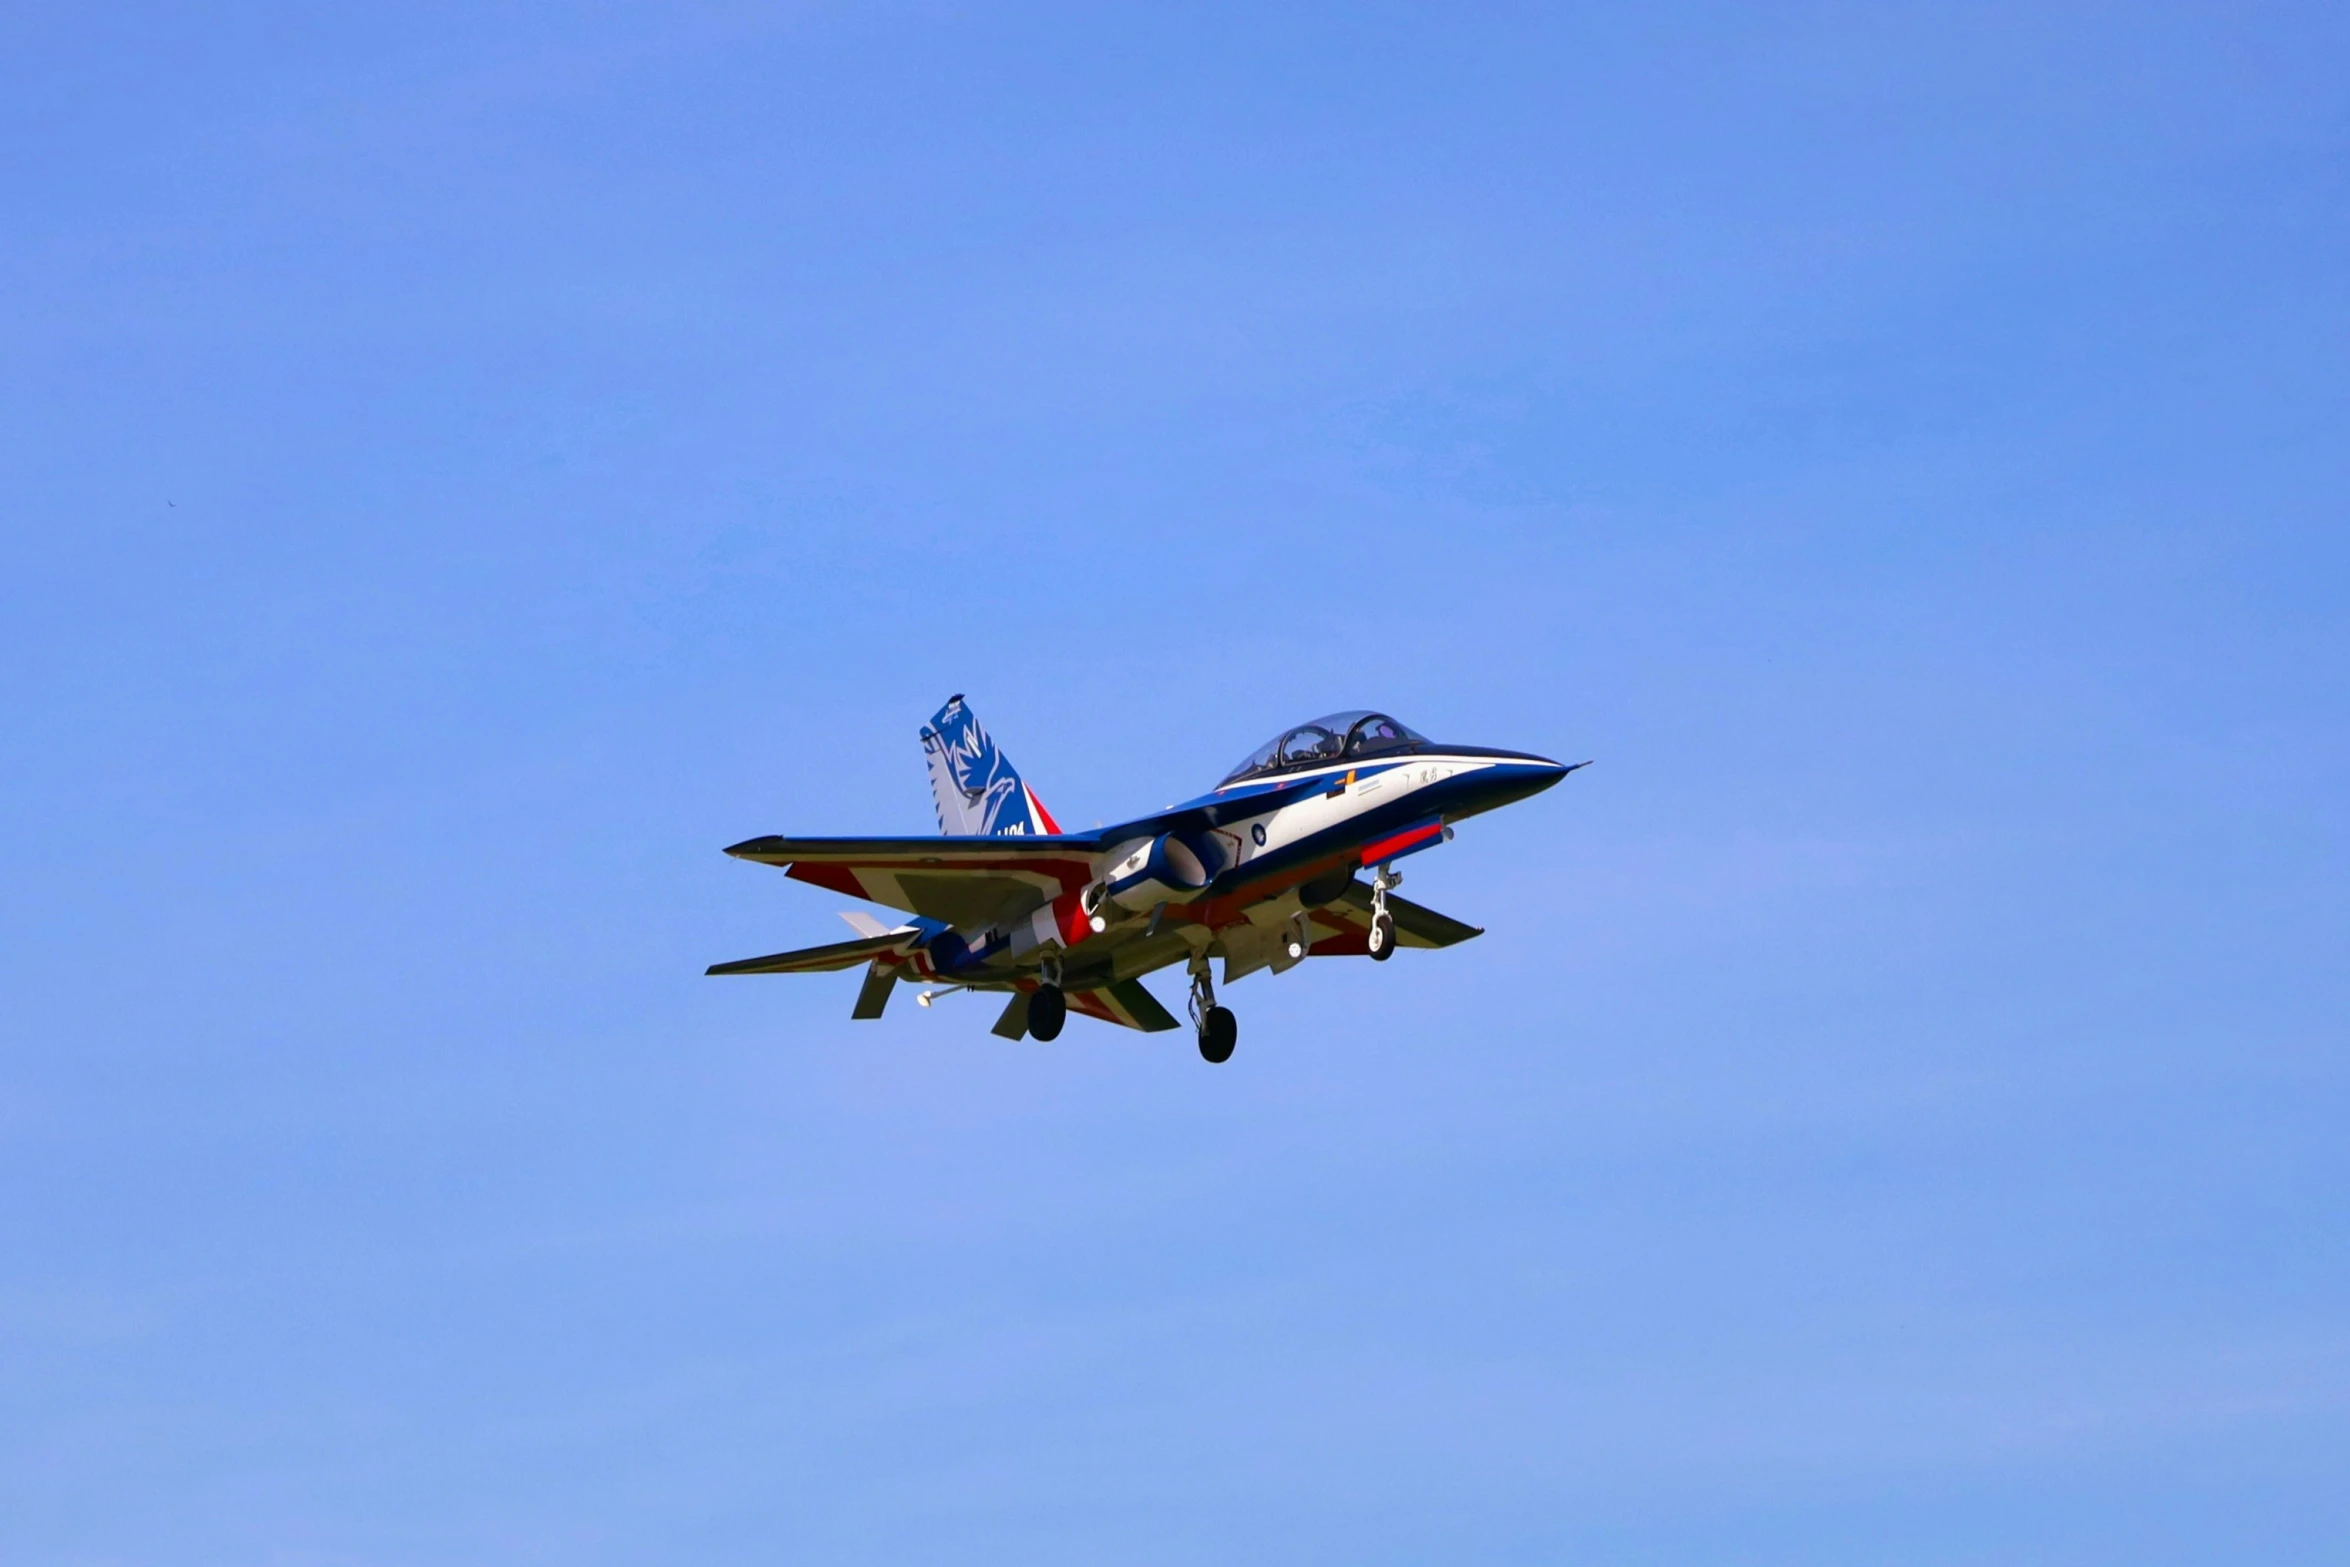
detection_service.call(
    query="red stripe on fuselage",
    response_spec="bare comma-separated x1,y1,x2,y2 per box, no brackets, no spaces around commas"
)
1052,886,1095,947
1359,820,1444,865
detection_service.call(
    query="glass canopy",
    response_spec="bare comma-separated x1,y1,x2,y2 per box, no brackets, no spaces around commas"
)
1220,711,1428,785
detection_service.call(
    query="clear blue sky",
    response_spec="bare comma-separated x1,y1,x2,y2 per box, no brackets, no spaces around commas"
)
4,4,2345,1561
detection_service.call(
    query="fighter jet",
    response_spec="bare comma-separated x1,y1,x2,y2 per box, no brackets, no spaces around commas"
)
708,696,1581,1062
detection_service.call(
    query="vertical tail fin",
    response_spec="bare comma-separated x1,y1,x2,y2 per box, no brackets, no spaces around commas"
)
918,695,1061,837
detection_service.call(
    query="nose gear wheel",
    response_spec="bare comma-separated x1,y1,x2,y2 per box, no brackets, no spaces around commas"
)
1368,862,1401,962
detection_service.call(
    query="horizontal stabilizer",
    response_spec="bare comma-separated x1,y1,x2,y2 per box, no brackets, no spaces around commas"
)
706,930,911,976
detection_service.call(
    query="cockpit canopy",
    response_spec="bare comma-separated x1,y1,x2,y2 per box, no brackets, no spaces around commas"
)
1220,710,1429,786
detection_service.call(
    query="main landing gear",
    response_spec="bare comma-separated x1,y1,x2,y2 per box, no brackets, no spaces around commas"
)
1188,960,1236,1064
1029,959,1067,1041
1366,863,1400,962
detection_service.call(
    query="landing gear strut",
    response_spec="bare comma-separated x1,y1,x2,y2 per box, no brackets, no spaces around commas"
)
1367,862,1400,962
1188,959,1236,1064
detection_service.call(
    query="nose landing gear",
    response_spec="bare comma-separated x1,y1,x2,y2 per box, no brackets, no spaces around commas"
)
1367,863,1400,962
1188,959,1236,1064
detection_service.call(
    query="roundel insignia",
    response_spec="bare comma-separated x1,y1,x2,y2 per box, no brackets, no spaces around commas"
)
1251,823,1267,846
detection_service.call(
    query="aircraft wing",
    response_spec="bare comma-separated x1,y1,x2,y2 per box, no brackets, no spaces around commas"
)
1071,978,1183,1031
989,978,1182,1037
1312,883,1485,952
722,834,1103,927
706,929,915,975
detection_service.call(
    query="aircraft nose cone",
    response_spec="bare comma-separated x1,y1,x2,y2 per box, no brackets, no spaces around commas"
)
1510,753,1575,792
1443,750,1580,818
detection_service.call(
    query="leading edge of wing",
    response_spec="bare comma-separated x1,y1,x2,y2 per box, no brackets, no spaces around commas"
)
724,833,1109,865
718,777,1338,869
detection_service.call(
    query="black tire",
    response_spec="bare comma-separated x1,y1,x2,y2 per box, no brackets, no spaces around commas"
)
1198,1005,1237,1064
1368,912,1397,962
1029,983,1066,1041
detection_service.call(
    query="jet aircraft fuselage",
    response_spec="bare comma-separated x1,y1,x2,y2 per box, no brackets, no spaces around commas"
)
711,700,1579,1062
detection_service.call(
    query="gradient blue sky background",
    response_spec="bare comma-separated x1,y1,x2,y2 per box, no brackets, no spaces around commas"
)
5,4,2346,1561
